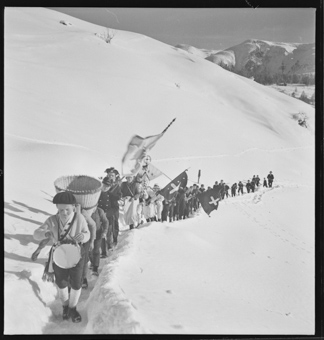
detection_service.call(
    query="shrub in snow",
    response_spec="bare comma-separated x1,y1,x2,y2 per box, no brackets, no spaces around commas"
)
59,20,72,26
299,91,310,104
96,28,116,44
292,111,308,128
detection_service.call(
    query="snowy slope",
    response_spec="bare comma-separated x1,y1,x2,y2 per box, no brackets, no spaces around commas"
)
174,43,219,58
4,7,315,335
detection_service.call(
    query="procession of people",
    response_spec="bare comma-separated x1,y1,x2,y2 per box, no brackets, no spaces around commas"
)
32,163,274,323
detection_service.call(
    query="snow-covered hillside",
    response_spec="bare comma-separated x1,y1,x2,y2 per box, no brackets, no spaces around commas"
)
4,7,315,335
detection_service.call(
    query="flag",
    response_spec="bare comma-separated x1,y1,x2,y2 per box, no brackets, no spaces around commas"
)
197,187,222,216
159,171,188,201
198,169,201,183
145,163,163,181
121,118,176,177
121,133,163,177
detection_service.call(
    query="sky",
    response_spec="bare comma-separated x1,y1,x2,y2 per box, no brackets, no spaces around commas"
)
49,7,316,50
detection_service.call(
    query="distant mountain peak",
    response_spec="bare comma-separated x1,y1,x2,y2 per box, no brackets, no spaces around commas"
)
176,39,315,79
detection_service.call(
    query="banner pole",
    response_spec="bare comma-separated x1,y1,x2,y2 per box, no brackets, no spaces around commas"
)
161,118,176,134
161,172,172,181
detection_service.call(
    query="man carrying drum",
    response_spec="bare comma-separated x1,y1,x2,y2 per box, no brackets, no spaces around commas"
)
33,191,90,323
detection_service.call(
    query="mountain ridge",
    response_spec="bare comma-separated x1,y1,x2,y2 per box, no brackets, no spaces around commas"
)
177,39,315,79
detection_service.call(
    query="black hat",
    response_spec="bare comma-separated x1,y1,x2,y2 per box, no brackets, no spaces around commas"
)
112,169,120,177
105,167,120,177
53,191,76,205
102,176,111,186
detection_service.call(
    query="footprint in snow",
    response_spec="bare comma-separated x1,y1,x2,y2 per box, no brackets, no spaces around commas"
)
172,324,183,329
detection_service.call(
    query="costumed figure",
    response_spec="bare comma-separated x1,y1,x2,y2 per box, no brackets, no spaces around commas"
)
151,184,164,221
33,192,90,323
143,185,157,222
121,175,142,229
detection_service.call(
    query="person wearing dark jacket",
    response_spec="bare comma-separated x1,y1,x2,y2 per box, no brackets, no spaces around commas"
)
255,175,260,186
267,171,274,187
97,179,112,257
238,181,244,195
177,187,187,220
219,180,225,199
98,169,122,257
191,185,199,211
162,199,170,222
184,188,193,218
169,195,177,222
199,184,205,193
224,184,230,198
80,207,96,290
172,192,180,221
250,180,255,193
263,178,268,187
246,180,251,193
231,183,237,197
88,207,108,276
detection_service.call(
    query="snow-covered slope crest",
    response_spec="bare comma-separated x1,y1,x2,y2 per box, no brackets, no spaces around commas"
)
174,43,219,58
206,39,315,76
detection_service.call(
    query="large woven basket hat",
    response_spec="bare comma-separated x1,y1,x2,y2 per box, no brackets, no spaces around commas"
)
54,175,102,215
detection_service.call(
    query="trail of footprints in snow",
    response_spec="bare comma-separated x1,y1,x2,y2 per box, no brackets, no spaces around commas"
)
232,192,312,259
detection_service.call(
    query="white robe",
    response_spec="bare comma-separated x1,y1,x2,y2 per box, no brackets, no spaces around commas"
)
123,197,140,226
151,193,164,220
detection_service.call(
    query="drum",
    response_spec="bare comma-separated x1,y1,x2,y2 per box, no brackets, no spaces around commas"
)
53,243,81,269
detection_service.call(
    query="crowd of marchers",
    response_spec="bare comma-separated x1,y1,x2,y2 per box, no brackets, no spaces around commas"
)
31,166,274,324
200,171,275,198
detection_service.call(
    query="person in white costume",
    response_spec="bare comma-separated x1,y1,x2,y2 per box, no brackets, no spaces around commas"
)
121,175,142,229
151,184,165,221
143,185,156,222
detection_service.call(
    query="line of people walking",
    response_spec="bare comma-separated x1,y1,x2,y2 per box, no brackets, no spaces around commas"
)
32,165,275,323
198,171,275,198
161,184,201,222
